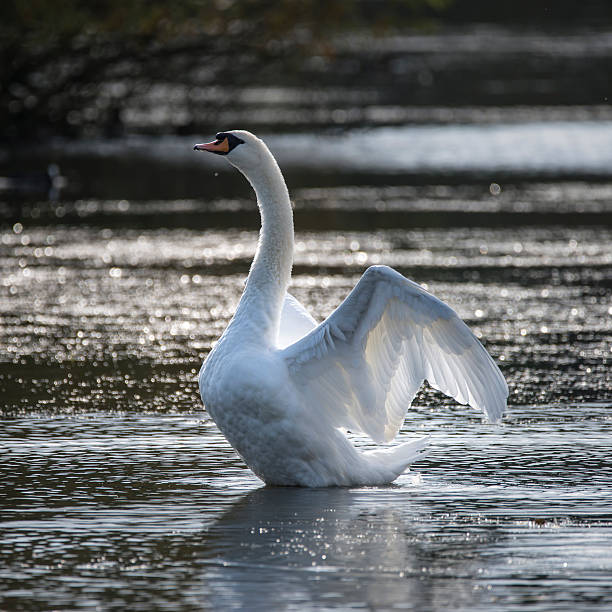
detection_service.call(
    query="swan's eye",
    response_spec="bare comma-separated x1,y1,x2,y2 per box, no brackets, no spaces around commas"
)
224,133,245,152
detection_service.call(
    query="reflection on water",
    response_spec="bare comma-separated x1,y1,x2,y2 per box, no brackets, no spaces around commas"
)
272,122,612,176
1,128,611,608
1,407,611,610
5,121,612,202
1,182,609,411
201,486,473,610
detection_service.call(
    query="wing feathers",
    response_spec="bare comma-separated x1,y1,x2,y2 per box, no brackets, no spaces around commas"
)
281,265,507,442
277,293,318,349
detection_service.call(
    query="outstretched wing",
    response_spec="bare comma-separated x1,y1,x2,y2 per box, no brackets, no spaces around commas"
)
277,293,318,349
280,265,508,444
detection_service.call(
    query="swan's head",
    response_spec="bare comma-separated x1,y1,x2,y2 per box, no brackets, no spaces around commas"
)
193,130,268,174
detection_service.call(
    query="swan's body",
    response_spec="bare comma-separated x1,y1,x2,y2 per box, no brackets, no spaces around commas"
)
195,130,508,487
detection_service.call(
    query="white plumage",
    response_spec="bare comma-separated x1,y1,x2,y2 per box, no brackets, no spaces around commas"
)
194,130,508,487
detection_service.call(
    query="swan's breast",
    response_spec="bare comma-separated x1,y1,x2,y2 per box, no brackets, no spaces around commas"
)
200,345,294,424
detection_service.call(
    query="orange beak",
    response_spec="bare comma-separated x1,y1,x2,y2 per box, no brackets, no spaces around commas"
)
193,137,229,154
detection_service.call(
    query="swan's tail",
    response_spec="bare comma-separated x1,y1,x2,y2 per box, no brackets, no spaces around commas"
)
363,436,430,479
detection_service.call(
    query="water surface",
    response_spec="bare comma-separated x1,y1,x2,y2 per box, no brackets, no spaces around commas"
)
1,128,611,609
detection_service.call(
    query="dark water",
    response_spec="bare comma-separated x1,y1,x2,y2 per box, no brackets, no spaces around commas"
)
2,408,612,611
1,118,612,610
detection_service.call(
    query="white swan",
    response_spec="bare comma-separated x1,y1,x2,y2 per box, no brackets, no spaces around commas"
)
194,130,508,487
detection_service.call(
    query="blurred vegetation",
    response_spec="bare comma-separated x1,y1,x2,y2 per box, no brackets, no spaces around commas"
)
1,0,454,141
3,0,610,143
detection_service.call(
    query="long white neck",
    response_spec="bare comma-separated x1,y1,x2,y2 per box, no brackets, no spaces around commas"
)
229,145,294,347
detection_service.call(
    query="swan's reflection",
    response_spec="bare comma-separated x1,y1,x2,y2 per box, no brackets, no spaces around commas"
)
199,485,485,610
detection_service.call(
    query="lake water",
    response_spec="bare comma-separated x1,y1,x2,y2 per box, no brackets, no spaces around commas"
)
1,123,611,610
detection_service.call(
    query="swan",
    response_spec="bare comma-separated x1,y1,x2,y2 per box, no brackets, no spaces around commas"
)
194,130,508,487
